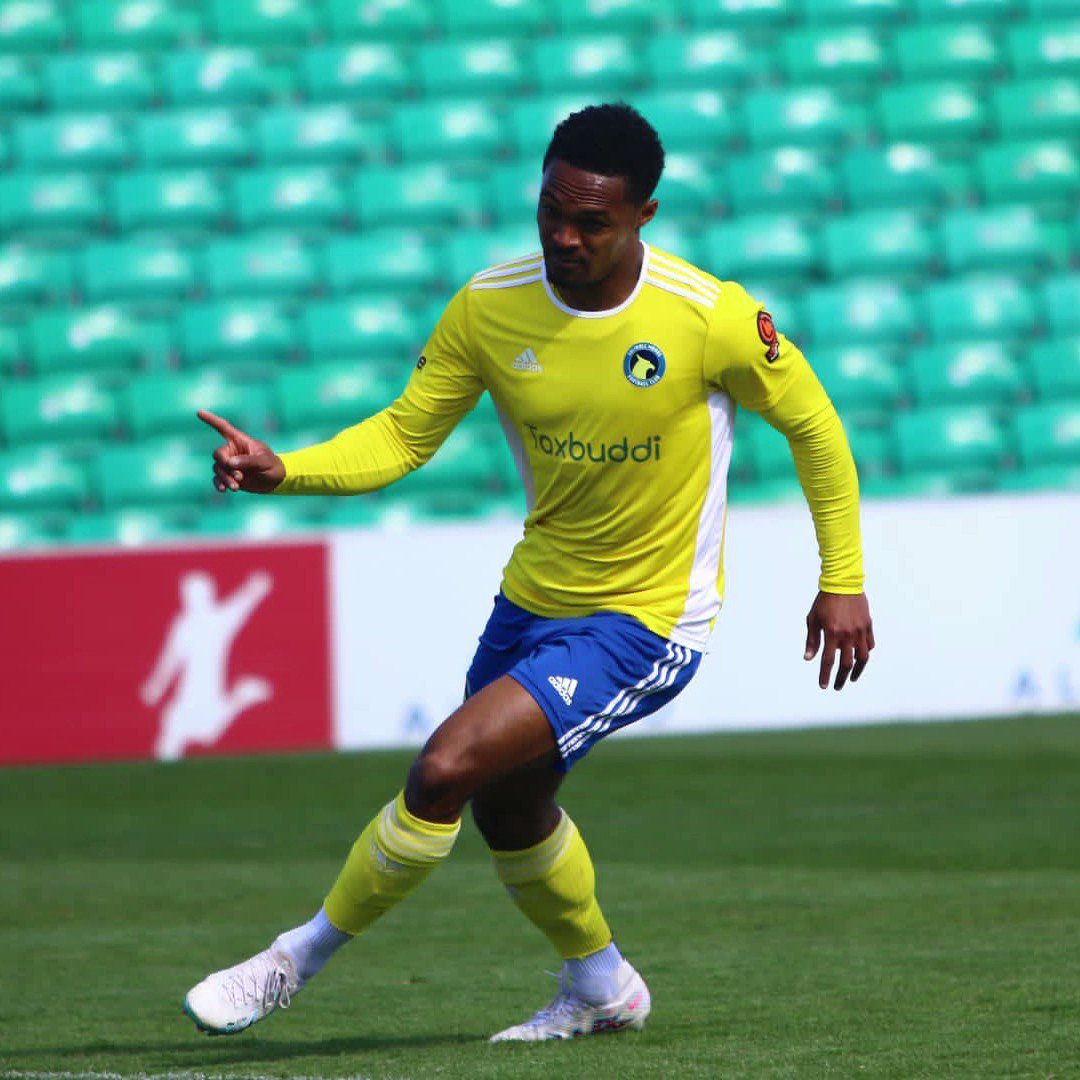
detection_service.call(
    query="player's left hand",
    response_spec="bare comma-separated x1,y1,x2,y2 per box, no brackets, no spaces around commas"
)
804,591,874,691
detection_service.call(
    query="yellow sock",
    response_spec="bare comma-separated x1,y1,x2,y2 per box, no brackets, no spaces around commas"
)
324,791,460,936
490,811,613,960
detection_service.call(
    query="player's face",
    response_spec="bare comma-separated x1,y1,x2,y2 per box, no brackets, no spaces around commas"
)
537,159,656,295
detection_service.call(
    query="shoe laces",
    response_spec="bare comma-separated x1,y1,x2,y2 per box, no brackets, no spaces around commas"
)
222,951,293,1012
523,972,586,1030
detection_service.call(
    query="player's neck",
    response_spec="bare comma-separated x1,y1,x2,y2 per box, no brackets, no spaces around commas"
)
552,240,644,313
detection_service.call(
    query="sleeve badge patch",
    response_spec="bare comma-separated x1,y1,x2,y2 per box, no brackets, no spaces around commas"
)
757,310,780,363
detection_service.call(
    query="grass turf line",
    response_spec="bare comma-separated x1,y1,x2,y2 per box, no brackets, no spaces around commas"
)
2,714,1078,1079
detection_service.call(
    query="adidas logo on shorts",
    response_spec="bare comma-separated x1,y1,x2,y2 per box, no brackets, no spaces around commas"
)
548,675,578,706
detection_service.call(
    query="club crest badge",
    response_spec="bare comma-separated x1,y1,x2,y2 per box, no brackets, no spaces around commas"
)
624,342,665,388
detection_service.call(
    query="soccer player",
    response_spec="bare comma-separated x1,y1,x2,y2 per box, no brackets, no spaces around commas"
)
185,104,874,1042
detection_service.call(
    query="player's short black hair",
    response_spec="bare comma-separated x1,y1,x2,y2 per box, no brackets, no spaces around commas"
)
542,103,665,205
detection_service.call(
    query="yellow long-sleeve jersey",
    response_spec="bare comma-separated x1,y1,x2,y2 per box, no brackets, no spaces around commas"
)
276,244,864,649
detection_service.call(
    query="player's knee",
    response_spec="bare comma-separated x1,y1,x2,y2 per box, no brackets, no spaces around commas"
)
406,746,474,819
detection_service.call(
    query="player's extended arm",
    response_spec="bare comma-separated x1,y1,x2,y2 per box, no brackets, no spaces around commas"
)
760,367,875,691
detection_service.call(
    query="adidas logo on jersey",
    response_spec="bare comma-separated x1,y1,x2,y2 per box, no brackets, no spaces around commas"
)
511,347,542,373
548,675,578,706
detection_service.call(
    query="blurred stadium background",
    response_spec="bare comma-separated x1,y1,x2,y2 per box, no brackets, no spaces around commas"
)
0,0,1078,551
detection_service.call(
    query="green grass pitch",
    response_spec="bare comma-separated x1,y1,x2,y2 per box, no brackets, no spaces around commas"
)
2,714,1079,1080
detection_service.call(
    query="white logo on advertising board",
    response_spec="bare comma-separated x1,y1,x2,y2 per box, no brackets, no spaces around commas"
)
141,571,274,761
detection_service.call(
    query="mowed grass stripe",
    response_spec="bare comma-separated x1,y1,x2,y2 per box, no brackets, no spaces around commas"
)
1,714,1078,1079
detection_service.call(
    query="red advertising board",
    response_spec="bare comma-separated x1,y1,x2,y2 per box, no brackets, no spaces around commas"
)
0,541,333,765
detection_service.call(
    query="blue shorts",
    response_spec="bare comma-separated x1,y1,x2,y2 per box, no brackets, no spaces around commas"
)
465,593,701,770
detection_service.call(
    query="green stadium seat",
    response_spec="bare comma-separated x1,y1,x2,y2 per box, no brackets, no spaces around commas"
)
727,474,804,505
551,0,677,30
530,37,640,96
353,164,484,229
195,500,323,540
506,96,596,159
940,205,1052,275
179,301,297,367
0,248,73,309
0,446,88,511
487,162,543,226
628,91,738,152
0,55,41,109
1029,0,1080,11
274,363,397,430
907,342,1025,406
29,307,171,375
392,424,499,495
846,424,895,479
1013,401,1080,467
915,0,1019,19
389,100,506,163
894,24,1000,81
992,79,1080,139
995,463,1080,493
200,234,318,298
66,507,193,547
443,225,539,285
976,140,1080,205
821,210,936,279
43,53,157,109
110,169,227,231
810,345,905,413
133,108,253,166
300,43,410,102
782,27,891,86
686,0,796,27
894,404,1007,473
1025,336,1080,401
78,240,196,302
230,167,347,229
0,327,25,374
803,280,919,345
122,371,273,439
0,372,119,447
654,152,721,215
0,132,9,169
210,0,321,43
13,113,130,170
738,414,796,482
416,40,528,97
701,215,819,282
253,104,381,165
839,143,972,210
326,0,435,40
740,86,869,148
321,231,441,294
797,0,908,22
163,48,285,106
1006,21,1080,77
300,297,418,358
646,30,770,89
322,497,382,530
722,147,837,215
922,275,1037,342
644,221,700,264
877,82,989,145
92,438,212,509
1040,274,1080,338
75,0,203,47
0,512,57,551
434,0,545,36
0,0,66,51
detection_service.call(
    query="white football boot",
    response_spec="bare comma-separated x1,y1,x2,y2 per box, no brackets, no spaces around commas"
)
490,959,651,1042
184,944,302,1035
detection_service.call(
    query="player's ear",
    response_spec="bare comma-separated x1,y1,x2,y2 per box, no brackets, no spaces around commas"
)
638,199,658,229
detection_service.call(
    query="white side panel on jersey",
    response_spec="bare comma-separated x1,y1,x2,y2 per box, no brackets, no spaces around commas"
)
493,397,536,511
669,390,736,650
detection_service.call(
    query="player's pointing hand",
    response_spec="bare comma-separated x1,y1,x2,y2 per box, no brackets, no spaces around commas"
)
197,409,285,494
